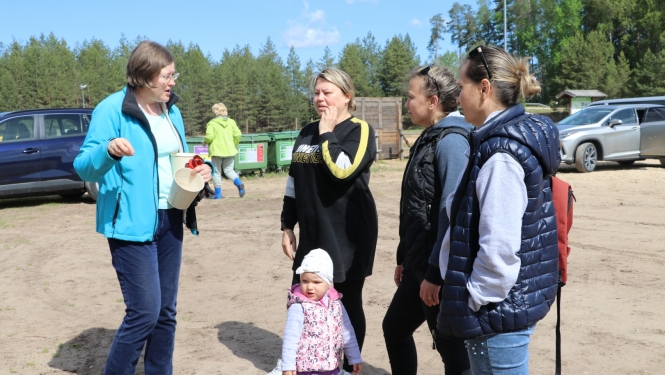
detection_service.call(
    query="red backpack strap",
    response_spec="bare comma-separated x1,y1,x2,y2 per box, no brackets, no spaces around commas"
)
551,175,574,375
551,176,573,285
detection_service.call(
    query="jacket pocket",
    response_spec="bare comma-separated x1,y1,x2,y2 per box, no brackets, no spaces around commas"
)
112,192,122,227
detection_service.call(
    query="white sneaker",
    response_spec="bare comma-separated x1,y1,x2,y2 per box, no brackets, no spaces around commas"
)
266,359,282,375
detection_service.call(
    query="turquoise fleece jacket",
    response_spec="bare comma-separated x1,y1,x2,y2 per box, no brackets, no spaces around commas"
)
74,87,189,242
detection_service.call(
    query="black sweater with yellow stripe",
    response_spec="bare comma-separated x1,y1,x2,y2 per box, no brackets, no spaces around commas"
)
281,116,378,283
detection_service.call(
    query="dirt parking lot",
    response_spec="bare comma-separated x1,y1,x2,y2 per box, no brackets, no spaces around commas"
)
1,158,664,374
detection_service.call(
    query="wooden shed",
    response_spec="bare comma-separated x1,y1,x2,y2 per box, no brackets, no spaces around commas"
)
351,97,403,160
556,89,607,114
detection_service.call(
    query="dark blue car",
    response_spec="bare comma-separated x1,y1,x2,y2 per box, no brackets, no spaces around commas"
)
0,108,98,201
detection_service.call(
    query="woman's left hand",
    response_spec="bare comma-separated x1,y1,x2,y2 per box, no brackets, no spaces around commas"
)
193,163,212,182
319,106,338,134
419,280,441,307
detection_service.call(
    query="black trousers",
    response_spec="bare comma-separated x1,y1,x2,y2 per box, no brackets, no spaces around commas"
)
291,274,366,372
382,271,470,375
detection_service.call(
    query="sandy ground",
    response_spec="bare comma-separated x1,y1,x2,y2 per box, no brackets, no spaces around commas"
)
1,158,664,375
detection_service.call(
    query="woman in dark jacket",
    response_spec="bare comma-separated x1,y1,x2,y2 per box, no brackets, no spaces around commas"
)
438,45,560,374
280,68,378,375
382,65,472,375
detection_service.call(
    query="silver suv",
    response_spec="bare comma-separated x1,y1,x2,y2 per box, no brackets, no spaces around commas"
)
557,104,665,172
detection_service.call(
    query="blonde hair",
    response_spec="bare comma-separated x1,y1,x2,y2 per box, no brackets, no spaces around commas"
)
408,65,460,113
310,68,357,112
463,45,541,107
126,41,174,88
212,103,228,116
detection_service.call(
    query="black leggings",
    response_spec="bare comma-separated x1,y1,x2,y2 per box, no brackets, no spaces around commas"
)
382,271,469,375
292,275,366,372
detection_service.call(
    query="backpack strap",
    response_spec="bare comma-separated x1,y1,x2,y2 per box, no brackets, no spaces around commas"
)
422,127,470,165
556,282,562,375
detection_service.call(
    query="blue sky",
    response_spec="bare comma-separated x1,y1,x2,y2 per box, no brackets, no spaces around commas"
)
1,0,478,65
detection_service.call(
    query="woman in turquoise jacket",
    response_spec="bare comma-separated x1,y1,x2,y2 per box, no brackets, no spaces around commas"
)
203,102,244,198
74,41,211,375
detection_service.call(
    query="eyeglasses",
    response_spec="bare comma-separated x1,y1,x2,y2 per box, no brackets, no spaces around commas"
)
470,47,492,81
418,66,441,98
160,72,180,82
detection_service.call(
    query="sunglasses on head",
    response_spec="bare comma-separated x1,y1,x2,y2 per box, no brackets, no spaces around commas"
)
418,66,441,98
470,47,492,81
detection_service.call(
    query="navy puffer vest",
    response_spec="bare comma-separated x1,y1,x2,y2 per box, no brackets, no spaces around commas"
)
437,104,561,339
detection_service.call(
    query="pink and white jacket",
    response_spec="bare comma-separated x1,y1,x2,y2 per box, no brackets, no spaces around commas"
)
280,284,361,372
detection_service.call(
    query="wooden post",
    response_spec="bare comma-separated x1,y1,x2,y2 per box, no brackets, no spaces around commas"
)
295,118,298,130
398,98,403,160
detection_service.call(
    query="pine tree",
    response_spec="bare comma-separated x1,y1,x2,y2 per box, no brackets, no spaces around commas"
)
285,46,309,129
378,34,420,98
428,13,446,61
316,46,335,71
338,42,372,96
256,37,289,131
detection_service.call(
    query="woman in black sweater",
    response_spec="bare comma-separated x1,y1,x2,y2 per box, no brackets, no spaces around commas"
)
280,68,378,374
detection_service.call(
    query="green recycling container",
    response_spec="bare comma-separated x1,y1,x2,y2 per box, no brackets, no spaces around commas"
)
234,133,270,175
184,137,210,159
267,130,300,172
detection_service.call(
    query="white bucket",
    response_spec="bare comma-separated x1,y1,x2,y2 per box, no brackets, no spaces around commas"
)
168,168,205,210
170,153,197,175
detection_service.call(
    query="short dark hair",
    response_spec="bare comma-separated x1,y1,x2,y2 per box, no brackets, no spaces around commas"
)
126,41,174,88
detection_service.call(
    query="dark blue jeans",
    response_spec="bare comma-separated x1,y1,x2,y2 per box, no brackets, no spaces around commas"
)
104,209,183,375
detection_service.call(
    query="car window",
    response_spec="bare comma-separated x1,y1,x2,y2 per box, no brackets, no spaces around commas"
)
643,108,665,123
558,107,613,126
45,114,84,138
610,109,637,125
0,116,35,142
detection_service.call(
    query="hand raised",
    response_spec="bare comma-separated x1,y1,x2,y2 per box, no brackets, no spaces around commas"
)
319,106,338,134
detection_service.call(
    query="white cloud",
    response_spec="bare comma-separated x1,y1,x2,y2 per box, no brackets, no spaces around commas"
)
411,18,422,27
283,25,341,48
282,2,341,48
308,9,325,23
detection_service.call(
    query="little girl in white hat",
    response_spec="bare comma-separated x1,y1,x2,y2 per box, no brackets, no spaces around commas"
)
276,249,362,375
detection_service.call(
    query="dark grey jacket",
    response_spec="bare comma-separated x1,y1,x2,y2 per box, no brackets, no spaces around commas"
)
397,114,472,283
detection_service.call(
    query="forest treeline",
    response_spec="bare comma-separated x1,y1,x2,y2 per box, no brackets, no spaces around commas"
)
2,0,665,135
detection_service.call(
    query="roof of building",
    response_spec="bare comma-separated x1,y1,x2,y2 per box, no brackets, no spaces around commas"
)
556,90,608,99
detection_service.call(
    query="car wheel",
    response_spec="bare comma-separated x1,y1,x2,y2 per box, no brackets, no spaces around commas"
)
85,182,99,201
575,142,597,173
617,160,635,166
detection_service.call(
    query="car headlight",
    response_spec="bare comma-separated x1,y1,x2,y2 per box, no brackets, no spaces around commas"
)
560,132,577,139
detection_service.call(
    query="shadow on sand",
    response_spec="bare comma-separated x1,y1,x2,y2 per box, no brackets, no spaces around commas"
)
48,327,124,374
216,321,390,375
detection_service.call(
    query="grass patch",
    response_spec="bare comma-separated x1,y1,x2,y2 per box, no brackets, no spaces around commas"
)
0,218,15,229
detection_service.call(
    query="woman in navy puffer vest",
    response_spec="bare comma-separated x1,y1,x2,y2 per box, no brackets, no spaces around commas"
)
437,45,560,374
